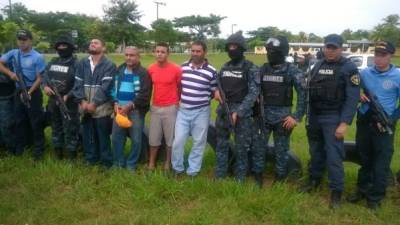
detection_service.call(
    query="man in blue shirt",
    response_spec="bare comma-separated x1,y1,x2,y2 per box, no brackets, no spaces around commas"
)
347,41,400,210
0,29,46,160
111,46,152,170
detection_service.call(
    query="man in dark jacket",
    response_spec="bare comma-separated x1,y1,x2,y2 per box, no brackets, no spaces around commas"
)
43,35,80,160
111,46,152,170
72,38,116,167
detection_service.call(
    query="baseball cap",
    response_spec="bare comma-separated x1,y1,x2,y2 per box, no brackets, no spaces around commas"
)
324,34,343,48
375,41,396,54
16,29,33,40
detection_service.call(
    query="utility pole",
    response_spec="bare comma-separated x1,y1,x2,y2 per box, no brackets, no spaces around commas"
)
231,24,237,34
154,1,166,20
8,0,12,20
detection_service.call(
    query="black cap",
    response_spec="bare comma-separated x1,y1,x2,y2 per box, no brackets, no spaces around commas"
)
324,34,343,48
16,29,33,40
375,41,396,54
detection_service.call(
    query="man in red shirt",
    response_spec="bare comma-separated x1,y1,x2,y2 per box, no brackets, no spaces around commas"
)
148,42,182,170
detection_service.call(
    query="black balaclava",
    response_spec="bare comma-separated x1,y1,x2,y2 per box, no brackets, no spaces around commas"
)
228,47,244,64
57,44,74,58
267,49,285,66
265,35,289,66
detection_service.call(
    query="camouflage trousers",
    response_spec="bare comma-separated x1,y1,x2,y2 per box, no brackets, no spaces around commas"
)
215,111,252,181
249,117,267,174
264,121,292,177
48,97,80,152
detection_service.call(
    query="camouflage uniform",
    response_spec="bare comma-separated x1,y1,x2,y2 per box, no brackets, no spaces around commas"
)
43,36,80,159
215,59,259,181
261,63,305,178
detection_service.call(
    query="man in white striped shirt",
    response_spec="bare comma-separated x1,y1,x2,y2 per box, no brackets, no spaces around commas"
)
171,40,220,176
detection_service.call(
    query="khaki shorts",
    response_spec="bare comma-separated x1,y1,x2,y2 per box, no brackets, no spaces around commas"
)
149,104,178,147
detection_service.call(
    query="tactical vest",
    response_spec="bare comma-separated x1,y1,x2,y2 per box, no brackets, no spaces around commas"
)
260,63,293,106
219,60,251,103
309,61,345,112
47,57,77,95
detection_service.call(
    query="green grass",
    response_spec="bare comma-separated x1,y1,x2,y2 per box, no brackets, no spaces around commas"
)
1,54,400,225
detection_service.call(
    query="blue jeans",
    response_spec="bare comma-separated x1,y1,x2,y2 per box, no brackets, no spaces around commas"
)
82,115,113,167
172,106,210,175
112,110,144,170
0,95,15,153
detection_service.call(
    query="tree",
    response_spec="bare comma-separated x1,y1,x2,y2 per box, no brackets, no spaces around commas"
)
1,2,32,25
247,26,293,42
103,0,145,50
0,20,19,51
173,14,225,40
150,19,179,46
371,14,400,46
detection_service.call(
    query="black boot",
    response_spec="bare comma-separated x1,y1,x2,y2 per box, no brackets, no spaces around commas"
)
299,179,320,193
329,191,342,209
273,174,287,184
366,200,380,210
54,148,63,160
346,190,365,203
68,151,77,160
254,172,263,188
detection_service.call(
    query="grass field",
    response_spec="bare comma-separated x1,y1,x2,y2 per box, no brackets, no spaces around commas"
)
0,53,400,225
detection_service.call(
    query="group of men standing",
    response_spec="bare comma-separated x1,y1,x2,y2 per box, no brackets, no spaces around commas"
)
0,29,399,210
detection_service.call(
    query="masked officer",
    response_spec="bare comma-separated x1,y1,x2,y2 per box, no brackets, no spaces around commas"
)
347,41,400,209
260,35,305,182
215,31,259,183
300,34,360,209
42,35,80,160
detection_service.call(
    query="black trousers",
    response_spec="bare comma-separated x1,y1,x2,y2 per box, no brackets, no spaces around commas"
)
14,89,45,158
355,112,395,203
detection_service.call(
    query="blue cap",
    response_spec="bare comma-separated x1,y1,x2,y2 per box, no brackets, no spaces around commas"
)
324,34,343,48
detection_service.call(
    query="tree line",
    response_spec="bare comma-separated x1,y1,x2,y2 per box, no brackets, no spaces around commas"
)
0,0,399,53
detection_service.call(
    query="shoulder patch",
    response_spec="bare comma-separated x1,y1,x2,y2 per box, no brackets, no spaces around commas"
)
350,74,360,86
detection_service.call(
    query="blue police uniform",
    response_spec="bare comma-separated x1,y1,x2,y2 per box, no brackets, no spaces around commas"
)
1,49,46,159
352,64,400,205
306,56,360,193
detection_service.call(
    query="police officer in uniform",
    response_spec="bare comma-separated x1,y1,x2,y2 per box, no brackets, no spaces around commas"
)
260,36,305,182
43,35,80,160
215,31,260,183
300,34,360,209
347,41,400,209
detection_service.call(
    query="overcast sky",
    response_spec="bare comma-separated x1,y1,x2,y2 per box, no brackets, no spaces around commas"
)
3,0,400,38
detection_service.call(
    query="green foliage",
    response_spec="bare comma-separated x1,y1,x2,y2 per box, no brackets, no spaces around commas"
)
103,0,145,49
35,41,50,53
173,14,226,40
149,19,181,46
105,41,116,53
0,20,18,52
371,14,400,46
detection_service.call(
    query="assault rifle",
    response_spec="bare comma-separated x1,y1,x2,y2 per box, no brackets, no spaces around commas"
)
13,57,31,108
46,79,71,121
364,90,393,135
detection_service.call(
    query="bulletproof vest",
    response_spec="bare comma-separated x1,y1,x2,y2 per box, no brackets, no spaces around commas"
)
47,56,77,95
260,63,293,106
309,60,345,111
219,60,251,103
